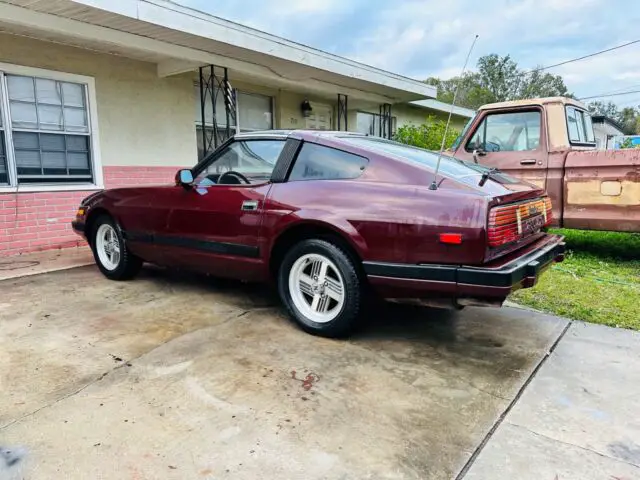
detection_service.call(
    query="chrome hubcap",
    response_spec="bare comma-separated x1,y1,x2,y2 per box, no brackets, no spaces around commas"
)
96,224,121,271
289,253,345,323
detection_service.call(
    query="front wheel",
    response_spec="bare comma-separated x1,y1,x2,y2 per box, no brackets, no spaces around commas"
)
278,239,364,337
91,215,142,280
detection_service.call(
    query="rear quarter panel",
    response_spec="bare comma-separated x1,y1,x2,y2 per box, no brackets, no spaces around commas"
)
563,149,640,232
264,180,490,265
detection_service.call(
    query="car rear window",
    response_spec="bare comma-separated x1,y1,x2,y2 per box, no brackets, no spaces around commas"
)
341,136,519,185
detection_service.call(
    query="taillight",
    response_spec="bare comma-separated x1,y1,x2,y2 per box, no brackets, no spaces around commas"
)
544,196,553,226
488,197,552,248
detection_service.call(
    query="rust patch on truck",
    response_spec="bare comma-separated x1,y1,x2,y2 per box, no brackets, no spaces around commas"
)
567,180,640,206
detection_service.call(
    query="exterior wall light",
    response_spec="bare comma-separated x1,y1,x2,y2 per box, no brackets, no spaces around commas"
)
301,99,313,118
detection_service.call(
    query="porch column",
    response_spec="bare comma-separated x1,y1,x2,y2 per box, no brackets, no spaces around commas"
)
379,103,392,139
337,94,348,131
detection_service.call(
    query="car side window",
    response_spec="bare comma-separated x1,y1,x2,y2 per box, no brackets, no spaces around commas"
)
288,143,368,181
194,139,285,186
466,111,541,153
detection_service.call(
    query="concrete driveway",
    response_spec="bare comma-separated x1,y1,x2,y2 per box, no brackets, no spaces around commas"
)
0,263,637,479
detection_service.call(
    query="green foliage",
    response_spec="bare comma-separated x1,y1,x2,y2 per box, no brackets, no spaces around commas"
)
620,137,635,149
393,116,460,150
511,229,640,330
425,54,572,110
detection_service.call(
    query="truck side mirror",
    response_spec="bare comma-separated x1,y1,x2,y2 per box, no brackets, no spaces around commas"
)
472,148,486,163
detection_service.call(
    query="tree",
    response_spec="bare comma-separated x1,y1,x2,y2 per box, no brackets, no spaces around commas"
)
587,100,619,118
426,54,572,110
394,116,460,151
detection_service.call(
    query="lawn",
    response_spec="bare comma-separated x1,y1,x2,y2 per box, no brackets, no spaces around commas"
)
510,229,640,330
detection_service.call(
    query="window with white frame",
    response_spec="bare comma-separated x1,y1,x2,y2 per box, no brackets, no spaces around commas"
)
0,68,97,187
356,111,397,137
0,100,7,185
194,84,273,159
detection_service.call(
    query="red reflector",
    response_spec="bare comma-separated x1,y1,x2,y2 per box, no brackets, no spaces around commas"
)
439,233,463,245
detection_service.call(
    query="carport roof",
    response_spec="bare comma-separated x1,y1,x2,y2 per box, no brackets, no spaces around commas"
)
0,0,437,104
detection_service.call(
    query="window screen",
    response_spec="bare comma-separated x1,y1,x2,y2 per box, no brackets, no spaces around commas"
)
194,86,274,159
238,92,272,132
0,92,7,185
289,143,368,181
356,111,397,137
6,74,92,183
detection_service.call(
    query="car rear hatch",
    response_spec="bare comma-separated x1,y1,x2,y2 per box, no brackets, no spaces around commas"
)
442,165,554,262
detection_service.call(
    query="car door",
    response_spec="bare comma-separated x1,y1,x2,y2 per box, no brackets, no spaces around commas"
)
455,108,549,190
162,137,286,280
110,185,177,264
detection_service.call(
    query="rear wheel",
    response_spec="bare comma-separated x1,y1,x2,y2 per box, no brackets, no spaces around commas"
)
278,238,364,337
91,215,142,280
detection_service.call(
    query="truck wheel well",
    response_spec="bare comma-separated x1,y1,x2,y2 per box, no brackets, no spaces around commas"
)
269,224,362,279
84,208,111,245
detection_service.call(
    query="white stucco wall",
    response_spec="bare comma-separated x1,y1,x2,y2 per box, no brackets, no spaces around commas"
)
0,33,197,167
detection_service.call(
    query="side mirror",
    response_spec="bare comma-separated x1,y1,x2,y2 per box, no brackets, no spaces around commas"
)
472,148,486,164
175,169,194,188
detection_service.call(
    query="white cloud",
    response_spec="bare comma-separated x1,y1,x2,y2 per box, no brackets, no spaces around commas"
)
180,0,640,101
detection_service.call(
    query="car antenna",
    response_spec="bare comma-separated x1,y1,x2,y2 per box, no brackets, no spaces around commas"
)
429,34,479,191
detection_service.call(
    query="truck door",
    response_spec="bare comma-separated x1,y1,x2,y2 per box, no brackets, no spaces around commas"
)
454,108,548,191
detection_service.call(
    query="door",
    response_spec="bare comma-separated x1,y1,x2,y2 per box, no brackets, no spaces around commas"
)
305,103,333,130
455,109,548,190
162,137,286,280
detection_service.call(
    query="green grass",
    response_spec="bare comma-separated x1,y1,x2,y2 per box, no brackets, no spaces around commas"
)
510,229,640,330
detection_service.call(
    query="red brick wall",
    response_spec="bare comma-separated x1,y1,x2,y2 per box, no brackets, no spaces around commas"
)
0,166,180,257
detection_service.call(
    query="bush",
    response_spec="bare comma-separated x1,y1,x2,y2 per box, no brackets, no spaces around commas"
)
394,116,460,151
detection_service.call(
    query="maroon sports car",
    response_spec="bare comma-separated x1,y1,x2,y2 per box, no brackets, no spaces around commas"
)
72,130,564,337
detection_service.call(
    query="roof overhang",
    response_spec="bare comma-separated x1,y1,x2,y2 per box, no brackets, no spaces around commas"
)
409,99,476,119
0,0,436,104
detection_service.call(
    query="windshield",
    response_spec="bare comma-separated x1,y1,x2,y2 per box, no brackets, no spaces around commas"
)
341,136,520,186
450,115,475,150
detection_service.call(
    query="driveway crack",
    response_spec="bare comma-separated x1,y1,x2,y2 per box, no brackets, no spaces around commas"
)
507,421,640,469
0,364,122,431
454,319,573,479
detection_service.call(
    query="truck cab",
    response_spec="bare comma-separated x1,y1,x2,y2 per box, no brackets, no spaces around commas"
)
450,97,640,232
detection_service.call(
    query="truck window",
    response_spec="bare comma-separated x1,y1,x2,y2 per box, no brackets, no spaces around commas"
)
466,111,541,153
566,106,596,145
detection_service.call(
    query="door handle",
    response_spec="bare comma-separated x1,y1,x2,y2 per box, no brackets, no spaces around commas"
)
520,159,537,165
241,200,259,211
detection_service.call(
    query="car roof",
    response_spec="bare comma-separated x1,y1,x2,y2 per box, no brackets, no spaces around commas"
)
233,130,369,141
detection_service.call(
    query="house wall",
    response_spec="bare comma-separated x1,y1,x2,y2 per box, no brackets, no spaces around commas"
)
0,33,197,168
593,122,625,150
0,34,194,256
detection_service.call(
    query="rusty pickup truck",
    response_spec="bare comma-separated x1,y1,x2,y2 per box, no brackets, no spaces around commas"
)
449,97,640,232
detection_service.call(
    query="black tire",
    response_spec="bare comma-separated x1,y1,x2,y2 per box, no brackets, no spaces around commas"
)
90,214,142,281
278,238,364,338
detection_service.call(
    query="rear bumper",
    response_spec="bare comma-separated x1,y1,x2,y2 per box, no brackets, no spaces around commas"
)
364,234,565,303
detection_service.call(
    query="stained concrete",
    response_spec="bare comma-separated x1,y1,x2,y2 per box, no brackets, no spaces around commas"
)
464,322,640,479
0,247,93,282
0,265,568,479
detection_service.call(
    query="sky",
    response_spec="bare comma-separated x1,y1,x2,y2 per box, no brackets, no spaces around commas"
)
182,0,640,106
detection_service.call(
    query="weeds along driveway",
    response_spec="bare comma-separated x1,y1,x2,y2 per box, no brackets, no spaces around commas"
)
0,265,567,479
